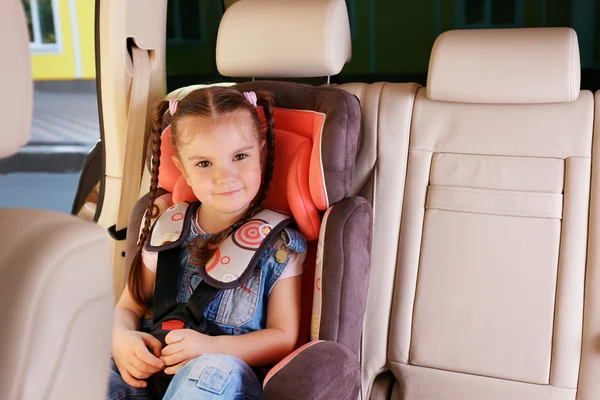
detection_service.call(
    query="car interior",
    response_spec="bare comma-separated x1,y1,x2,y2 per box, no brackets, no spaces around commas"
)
2,0,600,399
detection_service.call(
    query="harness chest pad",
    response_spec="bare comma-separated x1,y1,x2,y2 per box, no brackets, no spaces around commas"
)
146,200,196,251
200,209,292,288
145,199,293,289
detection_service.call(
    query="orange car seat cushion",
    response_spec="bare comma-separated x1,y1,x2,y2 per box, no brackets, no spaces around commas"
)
235,81,361,206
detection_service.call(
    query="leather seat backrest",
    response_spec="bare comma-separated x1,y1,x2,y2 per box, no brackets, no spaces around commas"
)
391,27,594,400
338,81,420,398
0,3,112,400
344,27,598,400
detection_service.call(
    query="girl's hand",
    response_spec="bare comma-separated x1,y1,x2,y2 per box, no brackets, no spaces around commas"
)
112,328,165,388
161,329,216,375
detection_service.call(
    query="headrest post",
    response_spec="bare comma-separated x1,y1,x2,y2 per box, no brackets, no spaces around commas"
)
327,76,331,85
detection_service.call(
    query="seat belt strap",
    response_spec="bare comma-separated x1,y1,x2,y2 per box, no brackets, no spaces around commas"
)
115,46,151,237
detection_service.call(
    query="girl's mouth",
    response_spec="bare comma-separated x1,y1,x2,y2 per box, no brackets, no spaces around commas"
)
217,189,241,197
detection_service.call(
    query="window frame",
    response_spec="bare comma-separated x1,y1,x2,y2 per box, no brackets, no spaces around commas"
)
26,0,62,54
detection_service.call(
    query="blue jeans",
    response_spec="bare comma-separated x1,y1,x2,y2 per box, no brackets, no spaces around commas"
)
107,355,263,399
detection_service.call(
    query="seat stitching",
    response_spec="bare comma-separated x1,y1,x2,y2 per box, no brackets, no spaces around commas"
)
397,84,419,347
388,360,577,389
429,187,562,199
570,29,574,102
426,203,559,216
361,83,383,397
426,34,440,99
326,0,338,74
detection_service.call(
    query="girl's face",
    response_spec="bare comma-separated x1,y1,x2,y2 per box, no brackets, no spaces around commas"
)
173,112,264,220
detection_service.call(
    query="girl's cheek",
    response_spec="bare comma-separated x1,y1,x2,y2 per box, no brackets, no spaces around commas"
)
251,170,263,184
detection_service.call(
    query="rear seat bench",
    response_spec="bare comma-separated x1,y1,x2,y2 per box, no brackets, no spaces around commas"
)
341,27,600,400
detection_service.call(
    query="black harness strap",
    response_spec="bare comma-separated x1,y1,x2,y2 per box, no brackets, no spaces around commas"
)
151,248,224,342
152,248,181,323
185,279,220,328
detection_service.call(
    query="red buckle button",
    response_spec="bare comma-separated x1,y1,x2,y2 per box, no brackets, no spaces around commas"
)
161,320,184,330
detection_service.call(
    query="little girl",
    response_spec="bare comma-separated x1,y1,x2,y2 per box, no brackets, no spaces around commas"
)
107,87,307,399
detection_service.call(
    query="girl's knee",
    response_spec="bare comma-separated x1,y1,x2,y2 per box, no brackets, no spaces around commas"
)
164,354,262,399
188,354,252,375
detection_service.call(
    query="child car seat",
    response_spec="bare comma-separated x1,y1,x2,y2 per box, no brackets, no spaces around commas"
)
128,82,371,398
119,1,373,398
125,78,371,399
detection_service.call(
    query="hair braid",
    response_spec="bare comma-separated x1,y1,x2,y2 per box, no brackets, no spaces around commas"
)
127,100,169,309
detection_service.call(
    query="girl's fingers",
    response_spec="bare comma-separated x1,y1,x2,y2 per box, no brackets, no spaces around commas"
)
127,357,157,379
161,349,186,367
165,330,186,345
127,362,152,380
134,344,164,370
141,333,163,359
121,368,147,388
164,360,189,376
161,341,184,357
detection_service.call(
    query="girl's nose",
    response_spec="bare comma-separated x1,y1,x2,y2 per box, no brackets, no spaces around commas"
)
214,164,235,183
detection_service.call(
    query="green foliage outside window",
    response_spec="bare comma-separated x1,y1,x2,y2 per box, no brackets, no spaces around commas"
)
21,0,57,45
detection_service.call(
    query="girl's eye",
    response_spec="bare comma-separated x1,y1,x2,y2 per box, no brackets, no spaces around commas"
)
234,153,248,161
197,161,211,168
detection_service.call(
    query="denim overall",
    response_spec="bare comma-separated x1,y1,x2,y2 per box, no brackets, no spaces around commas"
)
107,212,307,400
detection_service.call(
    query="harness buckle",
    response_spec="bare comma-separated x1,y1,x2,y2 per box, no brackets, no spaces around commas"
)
161,320,185,330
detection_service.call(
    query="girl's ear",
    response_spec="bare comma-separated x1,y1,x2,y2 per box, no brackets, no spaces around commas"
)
172,155,192,186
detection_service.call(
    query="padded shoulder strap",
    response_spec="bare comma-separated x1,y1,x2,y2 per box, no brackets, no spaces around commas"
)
198,209,293,289
145,200,198,251
149,202,293,290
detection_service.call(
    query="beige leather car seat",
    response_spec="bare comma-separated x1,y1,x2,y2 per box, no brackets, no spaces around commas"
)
342,27,600,399
338,81,421,399
0,2,113,400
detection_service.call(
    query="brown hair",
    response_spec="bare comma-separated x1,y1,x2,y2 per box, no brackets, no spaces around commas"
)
128,86,275,309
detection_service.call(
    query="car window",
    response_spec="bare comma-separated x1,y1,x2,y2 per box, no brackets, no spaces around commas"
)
166,0,600,91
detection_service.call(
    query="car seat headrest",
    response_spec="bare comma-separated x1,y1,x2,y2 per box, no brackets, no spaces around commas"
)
427,27,580,104
0,1,32,158
216,0,352,78
151,82,361,241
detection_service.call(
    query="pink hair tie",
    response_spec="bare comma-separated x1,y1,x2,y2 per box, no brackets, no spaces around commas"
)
168,99,179,115
243,91,258,107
